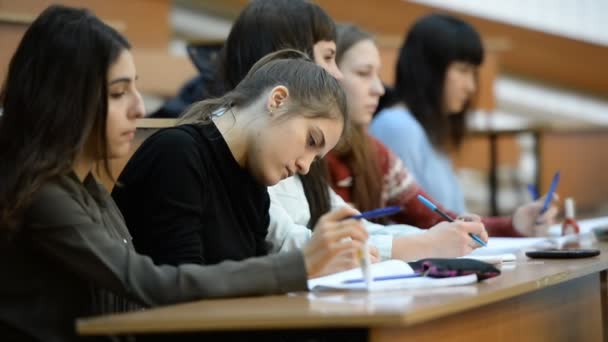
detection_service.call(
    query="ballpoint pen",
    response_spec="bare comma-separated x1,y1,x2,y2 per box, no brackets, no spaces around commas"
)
348,206,402,289
416,194,487,247
349,206,401,221
539,171,560,216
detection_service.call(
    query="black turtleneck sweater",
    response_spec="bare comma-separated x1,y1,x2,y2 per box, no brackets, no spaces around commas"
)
112,122,270,266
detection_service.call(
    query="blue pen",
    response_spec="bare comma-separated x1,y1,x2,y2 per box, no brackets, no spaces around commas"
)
527,184,539,201
349,206,402,220
416,195,487,247
343,273,422,284
539,171,560,215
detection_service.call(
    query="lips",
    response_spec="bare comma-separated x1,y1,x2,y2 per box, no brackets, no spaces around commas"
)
122,129,136,140
365,103,378,112
285,167,294,178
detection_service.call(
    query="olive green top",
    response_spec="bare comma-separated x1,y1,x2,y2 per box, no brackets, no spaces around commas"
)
0,173,307,341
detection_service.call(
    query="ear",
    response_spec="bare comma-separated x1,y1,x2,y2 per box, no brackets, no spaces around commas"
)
266,85,290,114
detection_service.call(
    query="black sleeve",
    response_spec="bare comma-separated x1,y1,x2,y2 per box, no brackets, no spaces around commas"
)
255,194,271,256
26,184,308,307
114,128,207,265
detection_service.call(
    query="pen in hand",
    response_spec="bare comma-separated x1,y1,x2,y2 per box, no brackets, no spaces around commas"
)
536,171,560,224
416,195,487,247
347,206,401,289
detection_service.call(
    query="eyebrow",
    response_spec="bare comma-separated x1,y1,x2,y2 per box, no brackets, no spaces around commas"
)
108,75,138,86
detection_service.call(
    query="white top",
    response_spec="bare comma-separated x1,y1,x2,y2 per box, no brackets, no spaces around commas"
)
266,176,423,260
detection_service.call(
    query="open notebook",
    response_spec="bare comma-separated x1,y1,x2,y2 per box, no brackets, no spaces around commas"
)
308,260,477,292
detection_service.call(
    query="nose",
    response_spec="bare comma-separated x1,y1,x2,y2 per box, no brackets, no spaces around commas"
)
295,152,317,175
327,61,344,80
371,75,385,96
130,89,145,119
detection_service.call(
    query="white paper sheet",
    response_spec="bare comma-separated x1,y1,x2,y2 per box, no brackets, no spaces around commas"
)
308,260,477,292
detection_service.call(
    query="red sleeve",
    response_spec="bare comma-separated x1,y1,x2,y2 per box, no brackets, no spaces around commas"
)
377,138,523,236
480,216,524,237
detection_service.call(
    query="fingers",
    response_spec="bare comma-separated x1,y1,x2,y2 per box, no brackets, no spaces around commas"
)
317,206,360,224
537,205,558,225
324,219,368,243
457,221,486,237
369,245,380,263
455,221,488,247
456,213,482,222
535,192,560,207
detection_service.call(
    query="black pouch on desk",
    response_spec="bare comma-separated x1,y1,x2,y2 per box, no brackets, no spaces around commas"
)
408,258,501,281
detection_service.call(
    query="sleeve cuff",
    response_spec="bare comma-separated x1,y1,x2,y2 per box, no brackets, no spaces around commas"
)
272,250,308,293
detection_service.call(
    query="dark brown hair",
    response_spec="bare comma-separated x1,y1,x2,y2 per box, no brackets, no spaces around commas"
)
0,5,130,233
386,14,484,151
208,0,336,98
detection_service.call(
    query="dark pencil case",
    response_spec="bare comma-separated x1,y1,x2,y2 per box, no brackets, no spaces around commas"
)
408,258,501,281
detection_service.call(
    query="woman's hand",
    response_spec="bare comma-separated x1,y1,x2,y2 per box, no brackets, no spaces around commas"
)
513,194,559,236
424,219,488,257
302,206,368,278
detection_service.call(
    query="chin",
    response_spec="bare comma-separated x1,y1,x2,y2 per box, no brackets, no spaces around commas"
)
354,113,373,126
108,146,131,160
259,173,281,187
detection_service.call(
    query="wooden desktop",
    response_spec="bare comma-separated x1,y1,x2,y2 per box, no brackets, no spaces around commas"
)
77,240,608,341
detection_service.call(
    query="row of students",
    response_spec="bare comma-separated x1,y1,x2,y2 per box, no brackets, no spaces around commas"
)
116,0,556,270
328,19,558,238
0,2,559,340
258,3,557,259
0,5,368,340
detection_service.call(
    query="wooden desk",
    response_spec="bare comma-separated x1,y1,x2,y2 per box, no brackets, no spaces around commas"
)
77,242,608,341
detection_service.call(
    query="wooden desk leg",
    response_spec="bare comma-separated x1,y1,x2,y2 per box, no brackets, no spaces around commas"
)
488,132,498,216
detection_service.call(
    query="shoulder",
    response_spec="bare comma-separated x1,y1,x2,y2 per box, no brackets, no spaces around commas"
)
134,124,207,167
26,175,96,227
374,107,423,134
372,108,426,147
368,135,390,154
143,124,202,152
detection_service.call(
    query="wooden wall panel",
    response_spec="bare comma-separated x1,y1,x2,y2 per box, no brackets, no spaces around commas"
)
316,0,608,97
539,130,608,211
0,0,172,92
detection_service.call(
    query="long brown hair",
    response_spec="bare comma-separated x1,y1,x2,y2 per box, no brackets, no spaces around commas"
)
334,24,384,213
0,5,130,233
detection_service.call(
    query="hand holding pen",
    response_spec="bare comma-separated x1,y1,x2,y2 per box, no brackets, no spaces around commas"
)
349,205,402,289
417,195,487,247
303,206,369,279
517,171,560,236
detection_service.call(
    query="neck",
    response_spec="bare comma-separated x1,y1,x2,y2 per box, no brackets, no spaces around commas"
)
212,106,249,167
72,151,94,182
